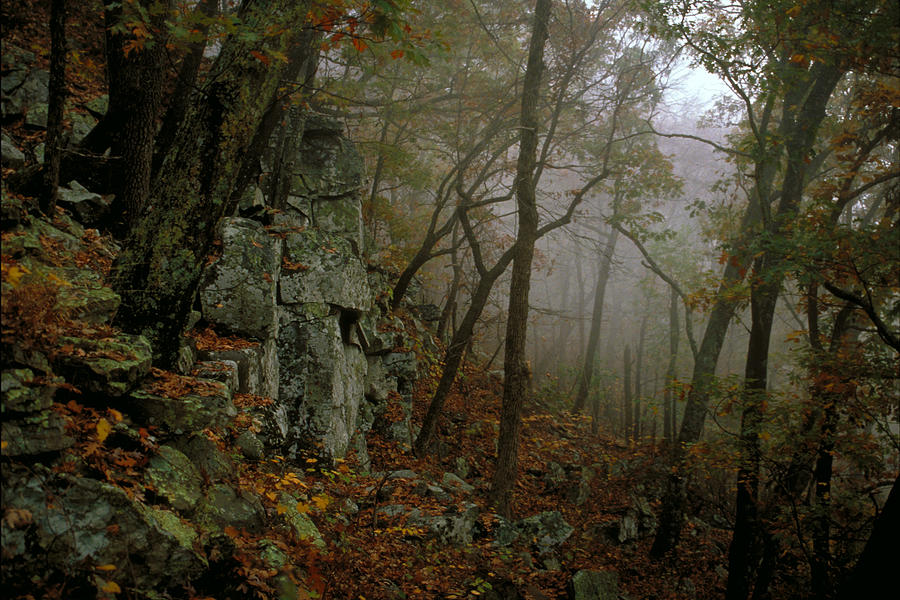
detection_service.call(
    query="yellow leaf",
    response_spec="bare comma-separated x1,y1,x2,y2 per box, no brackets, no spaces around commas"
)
1,440,8,450
296,502,310,514
312,495,330,510
3,264,30,287
266,491,277,501
96,418,111,443
100,580,121,593
276,504,287,515
95,564,117,571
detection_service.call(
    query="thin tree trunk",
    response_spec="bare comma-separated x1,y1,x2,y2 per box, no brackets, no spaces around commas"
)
664,287,679,443
573,227,619,411
41,0,67,216
623,344,632,442
414,255,513,456
634,312,647,440
489,0,552,518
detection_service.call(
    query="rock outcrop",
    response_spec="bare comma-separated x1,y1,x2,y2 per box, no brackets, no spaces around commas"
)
194,110,423,462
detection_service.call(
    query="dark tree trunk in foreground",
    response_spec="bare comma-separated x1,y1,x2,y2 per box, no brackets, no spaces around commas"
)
573,228,619,412
110,0,312,365
489,0,551,518
726,61,842,600
40,0,67,216
91,0,171,227
837,473,900,600
650,201,762,558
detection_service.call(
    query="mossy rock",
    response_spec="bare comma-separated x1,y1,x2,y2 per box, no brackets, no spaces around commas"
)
1,409,73,456
131,379,235,435
1,368,57,413
145,445,204,513
54,333,152,397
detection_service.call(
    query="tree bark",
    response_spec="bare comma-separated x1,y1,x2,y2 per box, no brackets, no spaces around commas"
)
489,0,552,518
40,0,67,216
634,313,647,440
837,473,900,600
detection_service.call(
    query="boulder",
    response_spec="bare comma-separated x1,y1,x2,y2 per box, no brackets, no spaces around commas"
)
278,492,326,549
0,467,206,592
199,217,280,339
57,181,112,225
172,433,234,482
288,113,365,249
1,132,25,168
196,483,266,534
511,511,574,555
1,410,73,456
192,360,240,397
409,502,481,546
197,337,279,400
2,69,48,118
442,472,475,495
234,429,265,460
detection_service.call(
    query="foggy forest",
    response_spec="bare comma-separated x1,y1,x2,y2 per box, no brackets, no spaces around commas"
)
1,0,898,599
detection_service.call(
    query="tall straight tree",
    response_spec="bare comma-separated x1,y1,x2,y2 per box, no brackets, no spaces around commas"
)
489,0,552,517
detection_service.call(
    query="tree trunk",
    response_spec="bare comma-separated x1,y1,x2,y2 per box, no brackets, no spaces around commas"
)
623,344,632,442
726,261,778,600
489,0,552,518
229,27,320,206
634,313,647,440
436,223,462,343
40,0,67,216
726,61,843,599
110,0,312,365
414,254,514,456
663,287,679,443
573,228,619,412
837,473,900,600
151,0,219,177
103,0,172,228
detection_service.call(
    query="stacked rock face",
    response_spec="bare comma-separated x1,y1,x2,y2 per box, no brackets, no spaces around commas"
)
197,110,419,463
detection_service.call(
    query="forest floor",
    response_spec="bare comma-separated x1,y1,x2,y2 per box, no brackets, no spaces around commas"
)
0,3,732,598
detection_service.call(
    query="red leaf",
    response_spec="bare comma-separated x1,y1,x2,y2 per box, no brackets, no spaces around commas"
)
250,50,270,66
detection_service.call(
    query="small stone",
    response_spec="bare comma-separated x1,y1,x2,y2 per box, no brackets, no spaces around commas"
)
235,429,265,460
